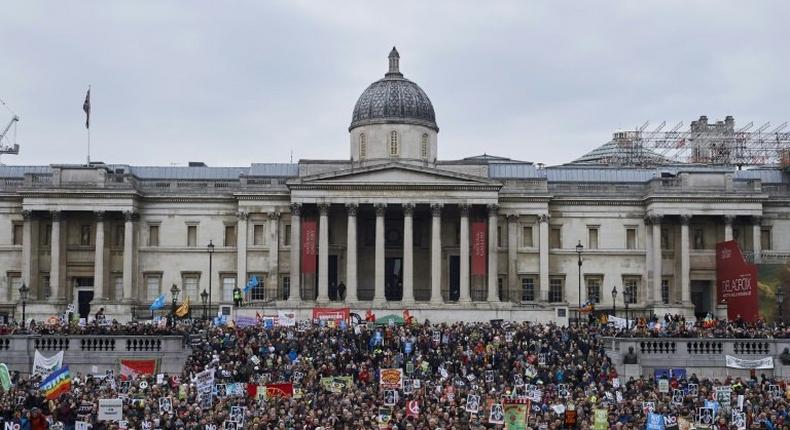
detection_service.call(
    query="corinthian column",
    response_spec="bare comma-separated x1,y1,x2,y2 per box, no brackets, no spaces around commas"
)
487,204,499,302
345,204,358,302
50,211,62,302
459,204,471,303
93,211,106,302
374,204,386,303
317,203,330,302
402,203,415,304
430,204,443,304
288,204,301,302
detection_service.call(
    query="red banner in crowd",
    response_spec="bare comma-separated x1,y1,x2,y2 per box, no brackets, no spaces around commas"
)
716,240,759,322
265,382,293,398
301,219,317,273
119,358,158,381
312,307,350,322
471,221,487,276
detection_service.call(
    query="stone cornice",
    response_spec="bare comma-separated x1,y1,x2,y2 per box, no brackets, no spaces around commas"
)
643,194,768,204
550,198,644,206
289,183,501,192
18,189,142,199
141,196,237,204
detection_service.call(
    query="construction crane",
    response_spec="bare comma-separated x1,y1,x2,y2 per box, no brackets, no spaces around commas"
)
595,116,790,168
0,96,20,164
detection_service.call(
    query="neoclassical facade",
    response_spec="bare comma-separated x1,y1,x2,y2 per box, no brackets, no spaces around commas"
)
1,49,788,323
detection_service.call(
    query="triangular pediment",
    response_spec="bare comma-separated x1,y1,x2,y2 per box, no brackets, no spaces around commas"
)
291,162,499,187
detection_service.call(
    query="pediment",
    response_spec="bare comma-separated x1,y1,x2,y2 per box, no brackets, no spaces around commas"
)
292,163,499,188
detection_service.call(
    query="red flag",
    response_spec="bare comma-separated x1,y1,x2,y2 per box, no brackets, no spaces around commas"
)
301,219,317,273
402,309,413,325
119,358,158,381
471,221,487,276
82,87,91,129
406,400,420,418
365,309,376,322
265,382,293,398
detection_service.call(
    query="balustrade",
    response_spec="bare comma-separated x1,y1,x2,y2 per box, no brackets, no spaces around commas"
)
80,338,116,351
34,337,70,351
126,338,162,352
639,340,677,354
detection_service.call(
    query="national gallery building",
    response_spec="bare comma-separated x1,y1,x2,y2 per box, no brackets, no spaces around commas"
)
1,49,787,323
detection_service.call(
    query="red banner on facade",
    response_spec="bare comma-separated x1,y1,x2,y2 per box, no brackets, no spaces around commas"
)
119,358,158,381
312,307,350,322
301,219,317,273
471,221,487,276
716,240,759,322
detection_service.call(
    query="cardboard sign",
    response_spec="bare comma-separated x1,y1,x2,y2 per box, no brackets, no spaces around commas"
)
98,398,123,421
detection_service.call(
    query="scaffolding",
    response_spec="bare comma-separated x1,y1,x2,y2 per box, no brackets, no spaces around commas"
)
598,116,790,168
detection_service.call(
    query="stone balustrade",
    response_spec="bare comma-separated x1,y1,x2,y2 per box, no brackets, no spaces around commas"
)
0,335,189,376
603,337,790,380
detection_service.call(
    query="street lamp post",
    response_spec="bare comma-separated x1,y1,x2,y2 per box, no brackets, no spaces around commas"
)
201,289,209,321
624,288,630,331
778,286,785,324
611,286,618,318
170,284,180,326
207,240,215,320
19,283,29,329
576,241,584,327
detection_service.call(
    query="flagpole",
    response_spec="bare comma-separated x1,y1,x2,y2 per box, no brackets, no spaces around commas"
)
85,85,91,165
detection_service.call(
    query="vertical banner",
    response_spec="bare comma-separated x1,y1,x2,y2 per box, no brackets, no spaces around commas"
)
301,219,317,274
716,240,758,321
471,221,487,276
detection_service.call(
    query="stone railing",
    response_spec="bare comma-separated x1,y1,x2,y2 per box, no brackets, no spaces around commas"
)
0,335,189,376
603,337,790,380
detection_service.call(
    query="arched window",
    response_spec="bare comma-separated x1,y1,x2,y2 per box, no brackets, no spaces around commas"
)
420,134,429,159
389,131,399,156
359,133,367,159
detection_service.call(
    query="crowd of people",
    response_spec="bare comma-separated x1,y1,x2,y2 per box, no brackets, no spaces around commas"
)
1,315,789,429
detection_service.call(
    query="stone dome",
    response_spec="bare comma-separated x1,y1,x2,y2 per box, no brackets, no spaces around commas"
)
349,47,438,132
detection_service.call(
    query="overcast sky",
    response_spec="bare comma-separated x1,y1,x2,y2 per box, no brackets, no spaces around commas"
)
1,1,788,167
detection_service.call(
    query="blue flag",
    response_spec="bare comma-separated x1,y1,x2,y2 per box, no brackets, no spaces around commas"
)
149,294,166,310
244,275,259,294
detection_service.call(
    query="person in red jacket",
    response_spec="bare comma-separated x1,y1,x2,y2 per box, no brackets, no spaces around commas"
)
29,408,49,430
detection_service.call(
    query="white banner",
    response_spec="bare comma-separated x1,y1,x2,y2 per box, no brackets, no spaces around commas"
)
277,311,296,327
725,355,774,369
608,316,633,329
32,350,64,377
98,398,123,421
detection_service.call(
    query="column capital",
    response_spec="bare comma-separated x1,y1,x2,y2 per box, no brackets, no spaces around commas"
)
345,203,359,216
123,211,139,222
430,203,443,217
752,215,763,225
724,214,736,225
318,203,330,216
237,211,250,221
290,203,302,216
487,204,499,216
269,211,281,220
538,213,550,223
679,214,692,226
94,211,106,222
506,214,519,223
21,210,33,221
645,214,662,225
458,204,470,217
402,203,414,216
374,203,387,217
51,210,62,222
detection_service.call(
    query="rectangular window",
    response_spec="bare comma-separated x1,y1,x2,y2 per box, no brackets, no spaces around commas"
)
113,275,123,301
12,223,23,246
187,225,197,247
626,228,637,249
182,274,200,301
146,274,162,301
497,226,502,248
586,277,601,304
148,225,160,247
550,227,562,249
284,224,291,246
248,273,266,301
733,227,745,251
588,227,599,250
661,278,670,305
224,225,236,247
624,277,639,304
8,272,22,301
41,273,51,299
222,275,237,302
661,227,672,250
113,224,124,248
282,276,290,301
548,278,564,303
761,228,772,250
522,226,533,247
80,224,91,246
693,228,705,250
521,277,535,302
253,224,265,246
40,224,51,247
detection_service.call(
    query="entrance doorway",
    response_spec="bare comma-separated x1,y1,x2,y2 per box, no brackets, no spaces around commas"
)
448,256,460,301
74,277,94,319
328,255,338,300
691,280,713,319
385,257,403,300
